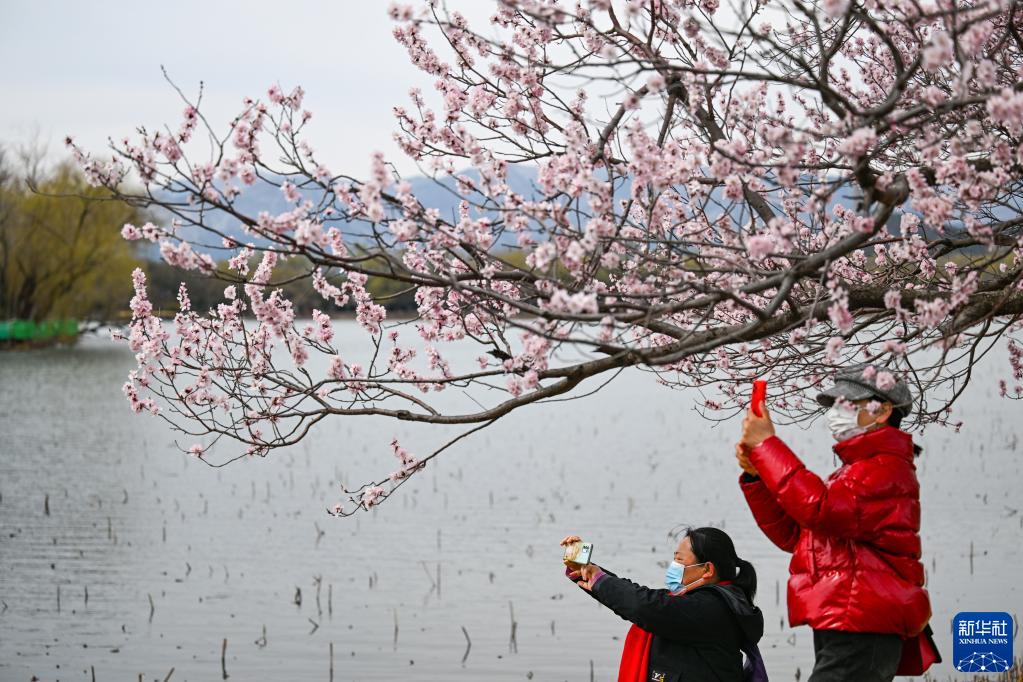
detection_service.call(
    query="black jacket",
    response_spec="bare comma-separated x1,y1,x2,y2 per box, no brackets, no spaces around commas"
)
586,570,764,682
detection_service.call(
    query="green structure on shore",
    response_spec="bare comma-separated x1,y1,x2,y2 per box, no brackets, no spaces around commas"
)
0,320,79,345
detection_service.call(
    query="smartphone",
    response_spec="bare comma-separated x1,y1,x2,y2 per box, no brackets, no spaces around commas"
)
563,541,594,566
751,380,767,417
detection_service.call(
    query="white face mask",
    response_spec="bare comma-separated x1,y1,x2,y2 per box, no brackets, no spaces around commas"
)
825,403,872,442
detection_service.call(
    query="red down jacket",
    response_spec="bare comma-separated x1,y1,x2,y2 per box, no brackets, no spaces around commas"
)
740,426,931,637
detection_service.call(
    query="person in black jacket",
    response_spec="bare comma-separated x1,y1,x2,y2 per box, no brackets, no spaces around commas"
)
561,527,767,682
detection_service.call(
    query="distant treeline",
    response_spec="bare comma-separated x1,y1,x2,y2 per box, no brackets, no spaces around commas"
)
2,149,549,325
144,257,419,318
0,150,144,323
0,147,428,324
0,151,417,326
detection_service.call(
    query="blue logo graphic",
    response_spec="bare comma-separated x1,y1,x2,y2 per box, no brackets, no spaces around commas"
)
952,612,1013,673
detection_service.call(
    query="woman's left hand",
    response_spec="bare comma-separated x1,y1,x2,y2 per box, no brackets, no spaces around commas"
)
735,443,759,476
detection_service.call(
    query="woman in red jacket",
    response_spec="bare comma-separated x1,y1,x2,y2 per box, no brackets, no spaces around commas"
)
736,364,932,682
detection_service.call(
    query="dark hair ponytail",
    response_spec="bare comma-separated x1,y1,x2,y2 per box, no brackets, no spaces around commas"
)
732,557,758,604
685,526,758,604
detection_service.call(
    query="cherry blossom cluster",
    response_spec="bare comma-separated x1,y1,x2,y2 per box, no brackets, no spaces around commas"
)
75,0,1023,514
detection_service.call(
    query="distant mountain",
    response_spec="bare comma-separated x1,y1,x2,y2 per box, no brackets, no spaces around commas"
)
144,166,960,261
147,165,544,255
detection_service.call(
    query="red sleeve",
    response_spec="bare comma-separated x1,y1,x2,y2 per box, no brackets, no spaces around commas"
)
739,473,800,553
747,435,873,540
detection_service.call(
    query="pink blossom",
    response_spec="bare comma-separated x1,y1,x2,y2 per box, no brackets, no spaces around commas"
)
823,0,849,16
140,223,160,242
828,300,854,333
354,290,387,335
881,340,907,356
281,181,301,203
747,235,774,260
986,87,1023,134
913,297,951,328
159,240,202,270
361,486,385,509
390,219,419,241
703,46,729,68
922,31,954,72
293,219,323,247
328,355,345,381
177,283,191,311
838,127,877,158
228,248,253,276
543,289,598,315
875,371,897,391
920,86,946,106
825,336,845,363
883,289,904,312
312,309,333,343
724,175,744,201
390,438,418,470
312,269,348,307
129,268,153,319
388,3,413,21
646,72,666,93
526,243,557,270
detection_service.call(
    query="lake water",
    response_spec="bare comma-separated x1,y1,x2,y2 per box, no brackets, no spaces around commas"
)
1,322,1020,681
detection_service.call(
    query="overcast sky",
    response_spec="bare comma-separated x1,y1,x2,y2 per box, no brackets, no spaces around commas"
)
0,1,493,177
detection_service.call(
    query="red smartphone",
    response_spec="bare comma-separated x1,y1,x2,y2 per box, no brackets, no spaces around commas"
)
751,380,767,417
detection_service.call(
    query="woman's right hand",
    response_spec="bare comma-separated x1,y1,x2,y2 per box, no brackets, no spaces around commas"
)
560,535,581,546
574,563,602,591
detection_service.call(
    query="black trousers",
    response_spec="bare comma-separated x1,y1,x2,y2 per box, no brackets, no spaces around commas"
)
808,629,903,682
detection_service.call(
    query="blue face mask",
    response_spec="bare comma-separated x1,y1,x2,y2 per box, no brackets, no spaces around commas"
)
665,561,707,593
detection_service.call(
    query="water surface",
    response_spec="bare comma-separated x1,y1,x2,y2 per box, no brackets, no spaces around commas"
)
1,323,1019,680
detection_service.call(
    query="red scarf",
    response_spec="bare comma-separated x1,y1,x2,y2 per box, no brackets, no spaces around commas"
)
616,581,732,682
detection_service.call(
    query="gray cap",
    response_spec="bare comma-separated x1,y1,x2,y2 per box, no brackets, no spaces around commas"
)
816,364,914,418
